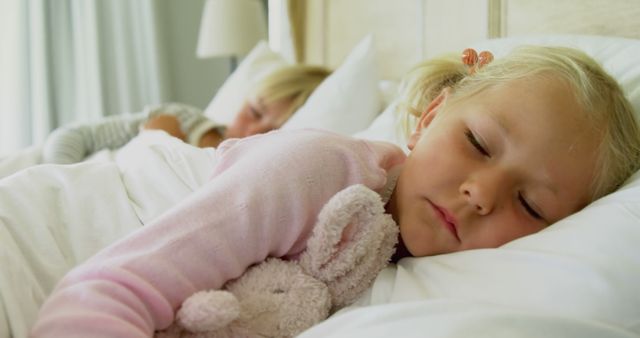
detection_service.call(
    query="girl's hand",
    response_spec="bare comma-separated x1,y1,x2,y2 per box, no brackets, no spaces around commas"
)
197,129,224,148
143,114,187,141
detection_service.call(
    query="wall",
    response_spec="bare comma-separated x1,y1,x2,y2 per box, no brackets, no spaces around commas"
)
302,0,640,81
156,0,230,109
304,0,489,81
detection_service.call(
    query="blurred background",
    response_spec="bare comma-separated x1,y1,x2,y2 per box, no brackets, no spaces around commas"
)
0,0,271,156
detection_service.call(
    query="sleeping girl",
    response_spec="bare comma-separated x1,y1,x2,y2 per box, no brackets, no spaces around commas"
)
41,64,331,163
30,45,640,337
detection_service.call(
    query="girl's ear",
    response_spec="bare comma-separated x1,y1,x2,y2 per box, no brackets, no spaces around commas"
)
407,88,450,150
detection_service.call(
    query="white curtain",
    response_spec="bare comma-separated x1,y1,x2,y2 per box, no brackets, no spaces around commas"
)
0,0,169,155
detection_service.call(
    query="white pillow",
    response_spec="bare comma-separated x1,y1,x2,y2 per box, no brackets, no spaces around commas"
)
352,100,409,152
203,41,289,125
281,35,382,135
377,80,400,108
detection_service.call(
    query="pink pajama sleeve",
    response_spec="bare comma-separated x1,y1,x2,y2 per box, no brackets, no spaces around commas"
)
30,129,406,338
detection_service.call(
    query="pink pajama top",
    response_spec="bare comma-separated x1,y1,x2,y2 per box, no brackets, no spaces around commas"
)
29,129,406,338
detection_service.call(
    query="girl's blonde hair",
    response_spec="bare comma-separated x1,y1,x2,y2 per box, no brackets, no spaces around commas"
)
399,45,640,201
250,64,331,125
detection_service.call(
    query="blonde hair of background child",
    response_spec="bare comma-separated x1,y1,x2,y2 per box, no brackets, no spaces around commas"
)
250,64,331,125
397,45,640,201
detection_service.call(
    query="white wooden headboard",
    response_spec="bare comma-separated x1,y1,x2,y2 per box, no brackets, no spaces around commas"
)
299,0,640,80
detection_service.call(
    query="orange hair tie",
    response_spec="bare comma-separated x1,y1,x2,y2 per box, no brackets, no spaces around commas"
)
462,48,478,67
462,48,494,74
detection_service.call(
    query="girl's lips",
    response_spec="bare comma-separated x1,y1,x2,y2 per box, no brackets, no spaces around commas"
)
429,201,461,242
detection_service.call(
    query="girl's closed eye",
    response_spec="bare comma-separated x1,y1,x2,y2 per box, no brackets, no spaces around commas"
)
249,105,263,120
518,193,544,221
465,129,491,157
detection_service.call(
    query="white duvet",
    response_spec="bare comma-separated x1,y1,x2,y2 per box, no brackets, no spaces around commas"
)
0,131,217,338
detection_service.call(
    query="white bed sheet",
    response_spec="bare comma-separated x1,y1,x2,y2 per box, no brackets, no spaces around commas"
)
0,146,43,179
0,131,217,338
299,299,638,338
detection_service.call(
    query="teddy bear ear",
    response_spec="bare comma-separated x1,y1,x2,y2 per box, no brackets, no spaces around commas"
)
298,184,399,308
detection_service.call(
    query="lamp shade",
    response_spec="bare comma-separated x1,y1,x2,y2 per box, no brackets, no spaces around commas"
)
196,0,268,58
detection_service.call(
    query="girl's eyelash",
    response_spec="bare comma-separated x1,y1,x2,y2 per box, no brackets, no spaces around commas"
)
518,193,543,220
465,129,490,157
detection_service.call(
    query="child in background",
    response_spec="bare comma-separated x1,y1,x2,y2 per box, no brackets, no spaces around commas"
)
30,46,640,337
42,64,331,163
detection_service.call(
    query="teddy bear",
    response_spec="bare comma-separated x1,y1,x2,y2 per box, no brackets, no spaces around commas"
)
155,184,399,338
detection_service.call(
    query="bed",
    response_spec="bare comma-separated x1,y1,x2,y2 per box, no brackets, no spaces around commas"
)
290,1,640,337
2,0,640,337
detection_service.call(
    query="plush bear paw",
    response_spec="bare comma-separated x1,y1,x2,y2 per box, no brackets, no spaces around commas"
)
177,290,241,332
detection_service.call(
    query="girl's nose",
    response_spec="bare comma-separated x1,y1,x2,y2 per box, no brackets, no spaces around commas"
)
459,173,501,215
